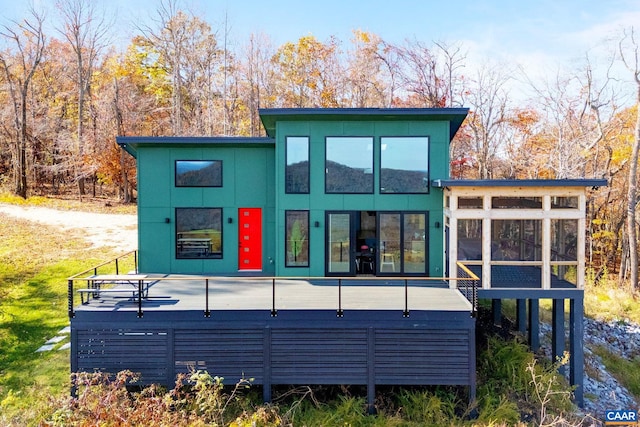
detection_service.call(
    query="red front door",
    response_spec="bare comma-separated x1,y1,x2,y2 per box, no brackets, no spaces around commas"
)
238,208,262,271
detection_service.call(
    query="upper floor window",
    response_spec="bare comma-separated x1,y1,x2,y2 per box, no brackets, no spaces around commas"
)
175,160,222,187
286,137,309,193
380,137,429,193
325,136,373,193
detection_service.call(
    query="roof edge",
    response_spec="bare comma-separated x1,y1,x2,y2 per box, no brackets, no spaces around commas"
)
432,179,608,188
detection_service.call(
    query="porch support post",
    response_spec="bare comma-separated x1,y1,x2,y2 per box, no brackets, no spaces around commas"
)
468,324,477,408
570,296,584,407
552,299,565,376
492,299,502,326
516,299,527,335
528,299,540,352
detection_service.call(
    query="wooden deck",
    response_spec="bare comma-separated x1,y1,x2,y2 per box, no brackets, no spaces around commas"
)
72,275,473,314
69,275,477,410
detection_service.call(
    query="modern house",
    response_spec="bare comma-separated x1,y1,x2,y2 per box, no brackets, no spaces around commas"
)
68,108,605,410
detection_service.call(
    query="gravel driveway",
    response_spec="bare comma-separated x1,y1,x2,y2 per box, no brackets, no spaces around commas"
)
0,203,137,250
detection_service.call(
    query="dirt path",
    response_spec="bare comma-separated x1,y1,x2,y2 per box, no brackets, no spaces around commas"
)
0,203,137,250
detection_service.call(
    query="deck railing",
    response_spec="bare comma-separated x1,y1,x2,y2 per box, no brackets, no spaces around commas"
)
67,254,478,319
456,262,479,313
67,250,138,318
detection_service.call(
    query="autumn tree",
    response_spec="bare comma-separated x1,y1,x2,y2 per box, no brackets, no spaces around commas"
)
56,0,111,195
343,30,389,108
459,61,512,179
272,35,342,108
0,7,46,198
137,0,221,136
238,32,277,136
619,27,640,290
392,38,465,108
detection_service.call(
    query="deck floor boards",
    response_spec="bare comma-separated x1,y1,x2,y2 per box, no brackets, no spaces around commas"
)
73,275,473,313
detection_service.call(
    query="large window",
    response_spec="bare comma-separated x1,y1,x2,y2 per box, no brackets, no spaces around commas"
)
175,160,222,187
285,211,309,267
325,137,373,193
286,137,309,193
380,137,429,193
176,208,222,259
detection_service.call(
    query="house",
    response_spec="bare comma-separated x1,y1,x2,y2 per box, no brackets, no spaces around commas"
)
68,108,605,410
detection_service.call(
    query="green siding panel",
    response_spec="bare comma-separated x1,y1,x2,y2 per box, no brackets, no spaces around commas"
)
131,112,461,277
137,144,274,274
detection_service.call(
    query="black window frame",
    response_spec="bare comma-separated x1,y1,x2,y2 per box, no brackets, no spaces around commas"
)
175,160,223,187
325,136,374,194
285,210,310,267
379,136,430,194
175,207,223,259
285,136,310,194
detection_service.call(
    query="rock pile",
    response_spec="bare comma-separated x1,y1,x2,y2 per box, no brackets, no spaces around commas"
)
539,318,639,420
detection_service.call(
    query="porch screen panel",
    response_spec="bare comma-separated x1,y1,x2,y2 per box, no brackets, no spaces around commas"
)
327,213,351,273
458,219,483,261
491,219,541,261
403,213,427,273
550,219,578,285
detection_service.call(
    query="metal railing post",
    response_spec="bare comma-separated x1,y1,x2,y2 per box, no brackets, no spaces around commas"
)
204,278,210,317
137,279,143,318
336,279,344,317
271,279,277,317
403,279,409,317
68,279,75,318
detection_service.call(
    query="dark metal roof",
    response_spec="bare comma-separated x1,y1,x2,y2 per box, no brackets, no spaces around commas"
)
116,136,274,158
432,179,608,188
258,107,469,139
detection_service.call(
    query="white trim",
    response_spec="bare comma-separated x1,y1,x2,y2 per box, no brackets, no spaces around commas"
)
445,186,590,291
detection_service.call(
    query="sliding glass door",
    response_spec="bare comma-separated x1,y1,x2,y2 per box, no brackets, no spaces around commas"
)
324,211,428,276
379,212,428,275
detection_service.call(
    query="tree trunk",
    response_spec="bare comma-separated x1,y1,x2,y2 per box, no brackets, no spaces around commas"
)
627,95,640,289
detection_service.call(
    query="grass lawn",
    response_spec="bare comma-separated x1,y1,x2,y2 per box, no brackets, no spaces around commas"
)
0,205,125,424
1,194,639,425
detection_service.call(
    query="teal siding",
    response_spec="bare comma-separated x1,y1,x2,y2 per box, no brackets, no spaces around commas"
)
137,144,275,274
124,109,465,277
275,119,450,277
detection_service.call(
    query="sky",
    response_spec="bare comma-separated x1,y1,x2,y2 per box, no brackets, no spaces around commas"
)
2,0,640,99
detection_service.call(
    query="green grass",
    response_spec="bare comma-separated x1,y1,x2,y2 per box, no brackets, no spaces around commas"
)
592,346,640,400
0,195,632,425
0,213,121,425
